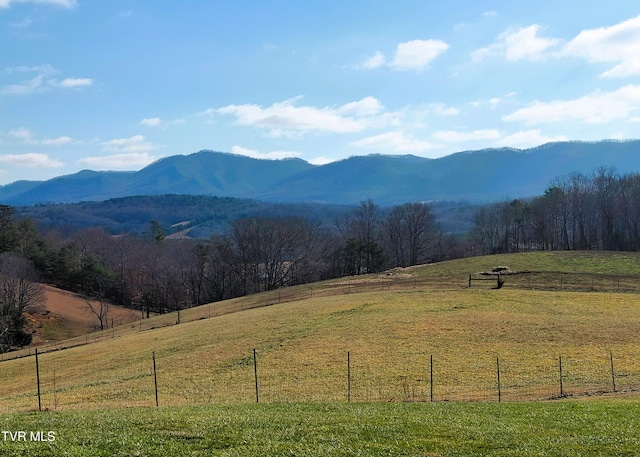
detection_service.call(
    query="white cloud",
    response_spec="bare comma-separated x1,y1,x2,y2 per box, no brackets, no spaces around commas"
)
215,96,390,137
358,51,386,69
471,93,518,110
503,85,640,125
562,15,640,78
101,135,157,154
231,145,301,160
6,64,57,75
390,39,449,71
309,156,335,165
0,74,44,95
356,39,449,72
40,136,72,146
494,130,568,148
140,117,162,127
428,102,459,116
482,10,498,18
0,0,76,8
58,77,93,88
337,96,384,117
77,152,158,170
139,117,186,127
473,15,640,78
433,129,501,142
0,153,64,168
350,131,440,153
8,127,34,142
7,128,73,146
1,65,92,95
472,25,560,62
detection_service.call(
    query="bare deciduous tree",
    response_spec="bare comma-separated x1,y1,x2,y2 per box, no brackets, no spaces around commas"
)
0,253,44,351
84,296,110,331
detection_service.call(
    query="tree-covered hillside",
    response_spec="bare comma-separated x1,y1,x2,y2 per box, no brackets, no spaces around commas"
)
2,141,640,206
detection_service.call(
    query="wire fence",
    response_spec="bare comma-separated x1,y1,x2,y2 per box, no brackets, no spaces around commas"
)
1,346,639,413
2,269,640,412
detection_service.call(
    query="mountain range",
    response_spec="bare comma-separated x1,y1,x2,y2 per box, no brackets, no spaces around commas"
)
2,140,640,206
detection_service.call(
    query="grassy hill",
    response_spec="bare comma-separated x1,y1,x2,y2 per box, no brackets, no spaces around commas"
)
2,251,640,414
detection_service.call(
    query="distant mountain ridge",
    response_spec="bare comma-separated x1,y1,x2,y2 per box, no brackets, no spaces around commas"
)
2,141,640,206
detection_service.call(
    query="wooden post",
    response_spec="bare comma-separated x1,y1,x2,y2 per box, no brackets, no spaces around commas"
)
53,367,58,410
253,348,259,403
496,356,502,402
35,348,42,412
152,351,159,407
468,274,472,288
430,354,434,402
347,351,351,402
559,356,564,397
610,351,617,392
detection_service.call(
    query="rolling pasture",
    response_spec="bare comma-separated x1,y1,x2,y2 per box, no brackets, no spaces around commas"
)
2,251,640,411
2,251,640,455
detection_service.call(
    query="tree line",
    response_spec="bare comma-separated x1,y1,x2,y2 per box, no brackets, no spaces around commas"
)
471,167,640,254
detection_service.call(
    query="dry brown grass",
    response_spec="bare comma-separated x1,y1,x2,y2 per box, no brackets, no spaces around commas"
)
2,284,640,413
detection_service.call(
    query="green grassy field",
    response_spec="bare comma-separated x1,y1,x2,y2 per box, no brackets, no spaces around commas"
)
2,251,640,454
2,400,640,456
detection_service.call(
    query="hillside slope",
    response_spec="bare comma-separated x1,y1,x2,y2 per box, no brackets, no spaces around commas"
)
3,251,640,412
28,285,141,344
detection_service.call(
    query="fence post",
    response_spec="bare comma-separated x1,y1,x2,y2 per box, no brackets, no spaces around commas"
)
558,356,564,397
430,354,434,402
468,274,472,288
610,351,617,392
496,356,502,402
35,348,42,412
347,351,351,402
152,351,158,407
253,348,259,403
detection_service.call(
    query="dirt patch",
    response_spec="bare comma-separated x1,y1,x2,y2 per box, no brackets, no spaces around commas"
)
27,285,141,344
381,267,413,279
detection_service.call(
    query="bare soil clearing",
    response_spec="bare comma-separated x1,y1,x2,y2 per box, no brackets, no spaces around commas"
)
27,285,141,344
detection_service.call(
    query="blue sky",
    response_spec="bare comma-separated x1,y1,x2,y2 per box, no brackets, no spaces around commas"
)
1,0,639,184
